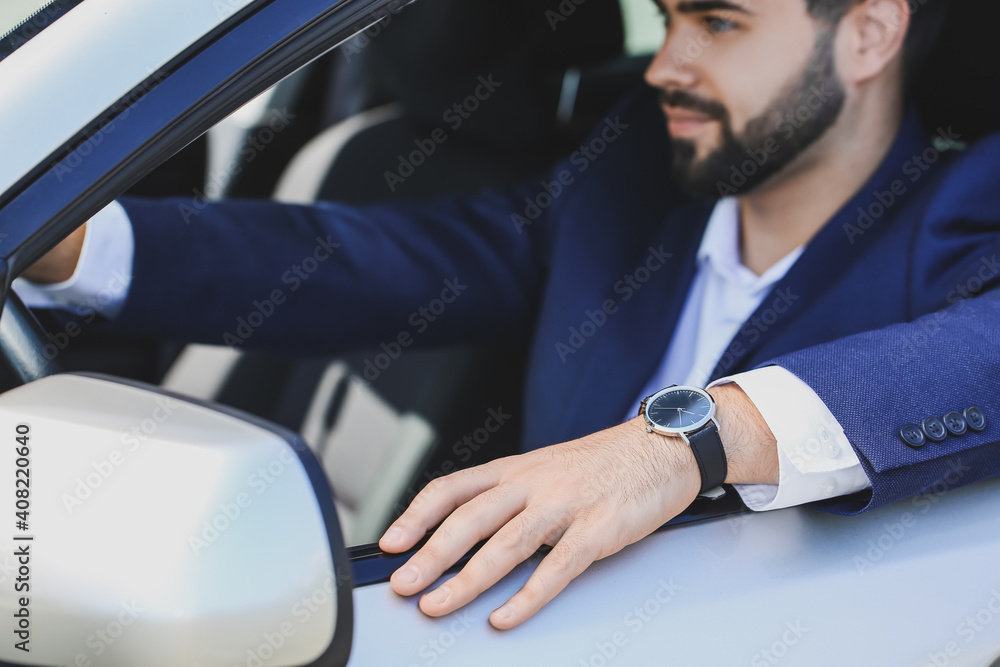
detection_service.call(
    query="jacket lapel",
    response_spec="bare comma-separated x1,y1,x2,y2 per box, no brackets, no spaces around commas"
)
555,198,715,441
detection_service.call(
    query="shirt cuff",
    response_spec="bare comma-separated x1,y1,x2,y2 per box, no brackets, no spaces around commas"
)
13,200,134,320
708,365,872,512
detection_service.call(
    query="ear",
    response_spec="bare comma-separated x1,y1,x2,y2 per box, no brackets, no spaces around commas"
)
838,0,910,85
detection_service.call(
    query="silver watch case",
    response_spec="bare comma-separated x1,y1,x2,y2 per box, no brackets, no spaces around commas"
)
639,385,718,443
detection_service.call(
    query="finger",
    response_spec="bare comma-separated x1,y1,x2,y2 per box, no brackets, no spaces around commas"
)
417,507,566,617
488,524,598,630
379,464,503,553
389,483,527,597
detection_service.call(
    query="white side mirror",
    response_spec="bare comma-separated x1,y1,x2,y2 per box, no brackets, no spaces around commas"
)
0,373,352,666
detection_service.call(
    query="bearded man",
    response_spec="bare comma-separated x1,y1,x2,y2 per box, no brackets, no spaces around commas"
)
21,0,1000,630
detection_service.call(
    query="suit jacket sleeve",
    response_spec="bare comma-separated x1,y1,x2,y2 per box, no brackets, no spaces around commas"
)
764,129,1000,515
767,286,1000,516
112,185,558,353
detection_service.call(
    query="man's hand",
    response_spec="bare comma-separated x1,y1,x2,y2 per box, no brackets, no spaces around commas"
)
21,223,87,284
379,383,777,629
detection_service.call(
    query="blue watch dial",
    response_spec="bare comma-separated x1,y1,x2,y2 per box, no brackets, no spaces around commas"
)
647,388,713,431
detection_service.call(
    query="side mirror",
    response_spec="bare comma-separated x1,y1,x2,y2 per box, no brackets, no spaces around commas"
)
0,373,352,667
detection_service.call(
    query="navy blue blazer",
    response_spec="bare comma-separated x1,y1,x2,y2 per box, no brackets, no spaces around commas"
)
114,87,1000,515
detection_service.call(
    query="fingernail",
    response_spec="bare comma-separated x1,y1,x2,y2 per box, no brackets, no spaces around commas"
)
397,566,419,584
494,603,514,619
383,526,402,543
426,586,450,605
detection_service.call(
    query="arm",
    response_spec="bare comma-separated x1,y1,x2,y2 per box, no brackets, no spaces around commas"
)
19,185,558,353
770,287,1000,515
380,289,1000,627
379,381,776,629
117,190,558,352
16,202,133,318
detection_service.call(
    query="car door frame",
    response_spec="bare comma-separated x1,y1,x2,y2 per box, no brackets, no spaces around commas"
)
0,0,411,318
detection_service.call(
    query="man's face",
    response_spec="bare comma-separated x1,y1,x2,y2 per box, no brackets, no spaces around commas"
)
645,0,847,199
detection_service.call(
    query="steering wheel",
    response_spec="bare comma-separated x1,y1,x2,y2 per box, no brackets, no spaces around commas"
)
0,291,61,384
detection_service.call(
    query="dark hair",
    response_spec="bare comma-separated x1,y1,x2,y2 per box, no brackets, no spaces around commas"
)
805,0,949,88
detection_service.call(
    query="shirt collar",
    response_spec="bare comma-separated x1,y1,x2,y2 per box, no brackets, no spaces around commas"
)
696,197,804,289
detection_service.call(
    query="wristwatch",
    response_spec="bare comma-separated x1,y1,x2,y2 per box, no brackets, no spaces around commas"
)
638,385,728,494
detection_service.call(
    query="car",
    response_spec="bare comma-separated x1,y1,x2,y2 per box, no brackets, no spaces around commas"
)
1,0,999,665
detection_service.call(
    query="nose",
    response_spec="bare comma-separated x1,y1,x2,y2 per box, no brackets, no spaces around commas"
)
644,25,699,91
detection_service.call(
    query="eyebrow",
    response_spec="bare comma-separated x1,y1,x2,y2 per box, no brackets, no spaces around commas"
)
675,1,754,14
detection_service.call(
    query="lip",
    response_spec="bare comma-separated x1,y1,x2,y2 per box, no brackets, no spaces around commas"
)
663,106,714,137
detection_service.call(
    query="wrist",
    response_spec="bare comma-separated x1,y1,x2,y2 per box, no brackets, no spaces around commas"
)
23,222,87,284
626,416,702,503
706,383,778,485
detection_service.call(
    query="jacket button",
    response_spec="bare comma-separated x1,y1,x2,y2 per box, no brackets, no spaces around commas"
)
922,417,948,442
965,407,987,432
900,424,926,448
943,411,968,436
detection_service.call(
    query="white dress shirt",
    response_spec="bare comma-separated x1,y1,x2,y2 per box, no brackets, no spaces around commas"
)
14,200,134,320
628,198,870,509
16,197,872,511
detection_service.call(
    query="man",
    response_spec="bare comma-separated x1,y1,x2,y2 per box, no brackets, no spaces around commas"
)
21,0,1000,631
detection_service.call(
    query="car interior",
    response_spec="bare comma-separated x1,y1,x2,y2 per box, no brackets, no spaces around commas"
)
9,0,664,547
11,0,1000,547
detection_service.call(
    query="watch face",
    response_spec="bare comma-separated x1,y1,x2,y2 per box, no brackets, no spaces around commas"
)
645,386,715,433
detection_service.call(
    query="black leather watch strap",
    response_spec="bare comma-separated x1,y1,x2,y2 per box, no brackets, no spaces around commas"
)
688,421,727,493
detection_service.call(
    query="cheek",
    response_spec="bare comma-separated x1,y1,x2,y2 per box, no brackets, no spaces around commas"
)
708,31,817,132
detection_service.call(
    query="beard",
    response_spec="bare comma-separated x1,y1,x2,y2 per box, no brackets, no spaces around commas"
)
665,28,846,200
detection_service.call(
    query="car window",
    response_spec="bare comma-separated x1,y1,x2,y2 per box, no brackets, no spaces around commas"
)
620,0,664,56
3,0,653,552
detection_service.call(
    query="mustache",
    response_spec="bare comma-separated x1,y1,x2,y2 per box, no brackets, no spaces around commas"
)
658,89,729,121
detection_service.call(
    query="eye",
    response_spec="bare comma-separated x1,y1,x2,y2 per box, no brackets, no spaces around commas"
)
704,16,737,33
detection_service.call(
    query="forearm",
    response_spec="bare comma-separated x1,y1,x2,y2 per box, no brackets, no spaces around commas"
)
115,194,546,352
708,382,779,486
21,223,87,285
616,383,779,492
